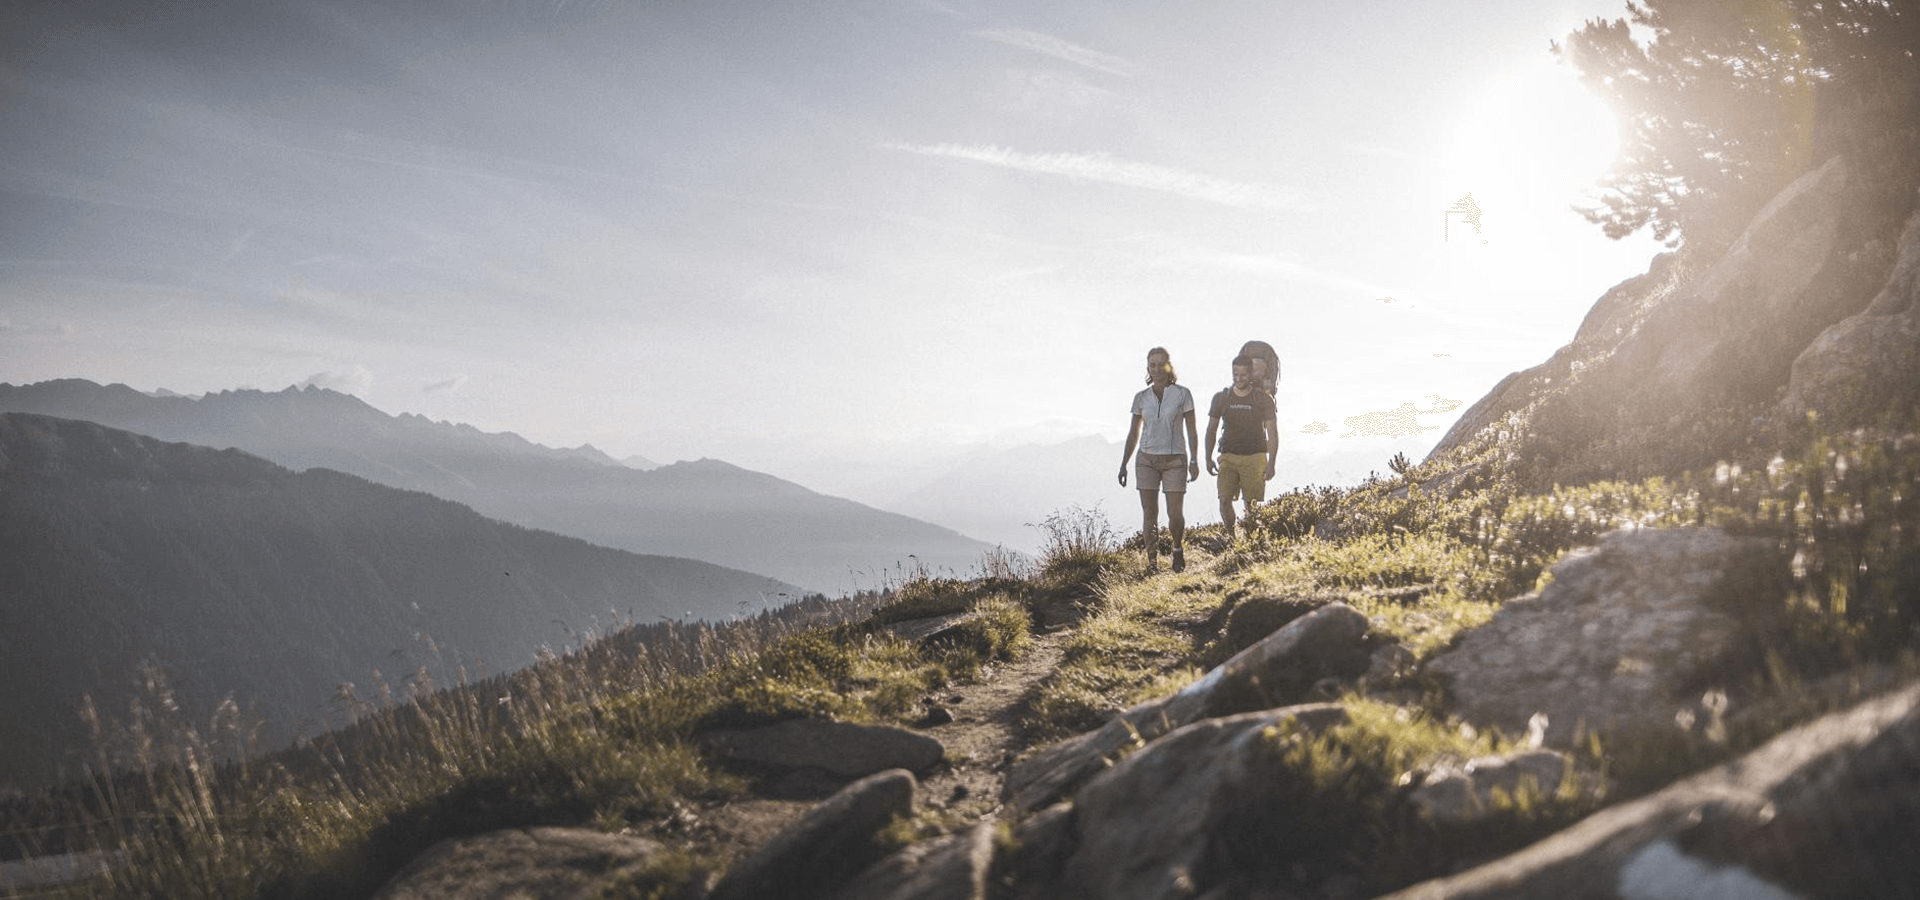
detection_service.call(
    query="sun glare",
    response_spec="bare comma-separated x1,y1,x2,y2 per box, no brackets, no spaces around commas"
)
1444,59,1622,228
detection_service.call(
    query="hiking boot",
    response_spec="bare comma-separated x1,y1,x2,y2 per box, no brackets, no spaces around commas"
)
1145,555,1160,575
1171,549,1185,573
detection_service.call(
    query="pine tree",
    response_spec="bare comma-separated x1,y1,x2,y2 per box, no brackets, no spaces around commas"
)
1559,0,1918,252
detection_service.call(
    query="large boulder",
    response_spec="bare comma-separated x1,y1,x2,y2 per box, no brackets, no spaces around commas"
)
1426,527,1786,746
1047,704,1350,900
1004,602,1370,814
709,769,917,900
1375,680,1920,900
1781,207,1920,427
369,827,671,900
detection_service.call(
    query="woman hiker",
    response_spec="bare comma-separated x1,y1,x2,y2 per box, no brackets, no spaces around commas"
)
1118,346,1199,573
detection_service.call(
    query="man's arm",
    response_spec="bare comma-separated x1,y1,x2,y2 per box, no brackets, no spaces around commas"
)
1204,414,1222,475
1263,411,1279,480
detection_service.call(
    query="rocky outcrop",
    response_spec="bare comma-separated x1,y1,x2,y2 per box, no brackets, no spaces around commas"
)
699,719,946,781
708,769,916,900
1426,527,1787,746
369,827,672,900
1781,207,1920,428
1376,681,1920,900
1428,154,1911,486
1004,602,1370,814
1642,155,1860,403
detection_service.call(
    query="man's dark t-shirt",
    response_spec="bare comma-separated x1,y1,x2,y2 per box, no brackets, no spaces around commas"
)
1208,388,1277,455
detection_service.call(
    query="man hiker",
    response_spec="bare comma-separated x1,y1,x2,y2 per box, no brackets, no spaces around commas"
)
1118,346,1198,573
1205,354,1278,540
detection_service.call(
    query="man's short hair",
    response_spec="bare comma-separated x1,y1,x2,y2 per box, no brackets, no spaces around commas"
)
1230,355,1253,369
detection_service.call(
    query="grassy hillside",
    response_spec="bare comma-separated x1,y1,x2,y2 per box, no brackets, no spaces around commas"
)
6,414,1913,898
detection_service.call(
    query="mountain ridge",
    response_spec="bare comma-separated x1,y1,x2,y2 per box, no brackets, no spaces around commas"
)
0,380,995,592
0,411,803,790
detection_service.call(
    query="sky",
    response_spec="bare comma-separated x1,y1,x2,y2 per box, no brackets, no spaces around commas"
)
1,0,1667,521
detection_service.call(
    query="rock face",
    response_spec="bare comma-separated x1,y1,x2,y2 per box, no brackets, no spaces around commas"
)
699,718,946,780
1376,681,1920,900
1427,153,1906,486
1426,527,1786,746
1004,602,1370,814
1781,207,1920,427
369,827,668,900
1641,155,1859,403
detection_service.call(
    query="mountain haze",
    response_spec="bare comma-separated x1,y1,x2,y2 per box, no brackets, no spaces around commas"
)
0,381,995,592
876,434,1407,553
0,412,801,789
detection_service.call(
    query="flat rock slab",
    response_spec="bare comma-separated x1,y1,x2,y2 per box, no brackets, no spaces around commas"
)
701,717,947,779
370,826,664,900
710,768,917,900
1427,527,1782,745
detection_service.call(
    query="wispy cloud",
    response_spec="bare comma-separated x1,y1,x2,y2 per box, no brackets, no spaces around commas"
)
974,28,1131,77
887,143,1308,211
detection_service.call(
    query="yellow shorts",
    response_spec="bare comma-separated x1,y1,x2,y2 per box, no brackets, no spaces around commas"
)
1216,452,1268,502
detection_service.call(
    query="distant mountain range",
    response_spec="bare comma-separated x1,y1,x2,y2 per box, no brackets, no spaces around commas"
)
873,434,1402,554
0,412,800,789
0,380,994,592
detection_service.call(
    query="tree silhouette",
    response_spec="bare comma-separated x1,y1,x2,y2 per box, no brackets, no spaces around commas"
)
1559,0,1918,253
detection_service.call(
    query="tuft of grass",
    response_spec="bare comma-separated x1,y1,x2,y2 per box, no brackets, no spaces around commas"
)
870,575,1026,625
1027,505,1124,604
923,595,1034,680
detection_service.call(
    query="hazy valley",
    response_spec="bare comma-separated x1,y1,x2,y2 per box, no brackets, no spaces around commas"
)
0,380,996,594
0,413,805,788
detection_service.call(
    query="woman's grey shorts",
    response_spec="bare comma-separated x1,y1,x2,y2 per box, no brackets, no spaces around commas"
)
1135,452,1188,493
